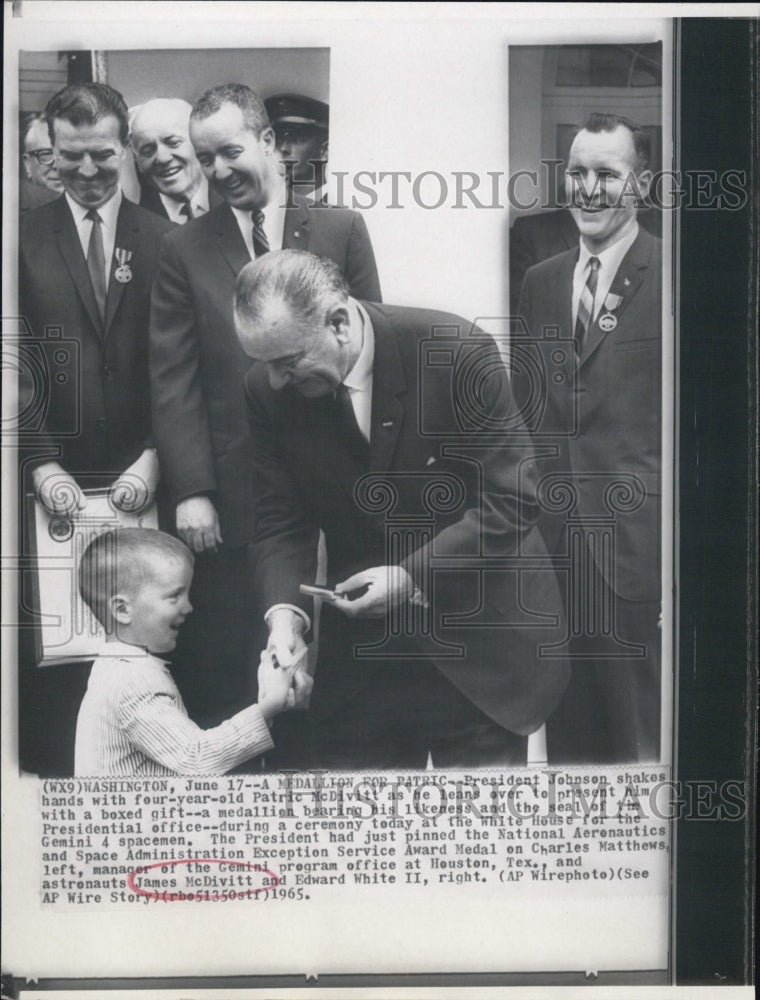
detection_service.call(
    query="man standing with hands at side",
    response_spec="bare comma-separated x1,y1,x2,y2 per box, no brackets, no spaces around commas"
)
518,113,662,764
149,84,381,728
20,83,173,519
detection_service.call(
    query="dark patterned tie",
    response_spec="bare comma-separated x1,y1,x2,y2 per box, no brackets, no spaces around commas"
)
85,208,106,326
179,200,193,221
334,384,369,458
252,209,270,258
574,255,600,355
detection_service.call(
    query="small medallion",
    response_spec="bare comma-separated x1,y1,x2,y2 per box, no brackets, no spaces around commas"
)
598,312,618,333
114,247,133,283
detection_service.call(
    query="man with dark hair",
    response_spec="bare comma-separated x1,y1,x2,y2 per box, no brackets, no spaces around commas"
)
517,112,662,763
149,83,381,728
235,249,569,770
18,83,175,776
265,93,329,204
20,82,174,517
509,114,660,310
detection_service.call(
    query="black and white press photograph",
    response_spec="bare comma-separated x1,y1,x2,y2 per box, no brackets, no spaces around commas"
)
2,3,756,996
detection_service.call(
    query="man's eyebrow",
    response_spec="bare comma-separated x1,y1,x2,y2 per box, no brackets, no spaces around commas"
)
267,350,304,365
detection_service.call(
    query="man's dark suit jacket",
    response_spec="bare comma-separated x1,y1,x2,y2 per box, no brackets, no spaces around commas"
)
150,195,382,547
245,302,570,743
138,182,224,219
518,227,662,762
19,195,174,477
517,227,662,604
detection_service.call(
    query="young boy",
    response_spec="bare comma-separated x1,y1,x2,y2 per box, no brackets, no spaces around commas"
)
74,528,311,776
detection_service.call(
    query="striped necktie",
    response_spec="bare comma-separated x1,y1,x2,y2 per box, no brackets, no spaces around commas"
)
252,210,270,258
85,208,107,326
575,256,600,355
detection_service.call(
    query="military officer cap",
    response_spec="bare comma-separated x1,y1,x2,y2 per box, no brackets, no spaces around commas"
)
264,93,329,131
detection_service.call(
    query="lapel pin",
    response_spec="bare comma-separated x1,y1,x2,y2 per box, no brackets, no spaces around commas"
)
598,312,618,332
623,277,631,286
426,456,436,466
114,248,133,283
294,230,301,238
382,420,394,429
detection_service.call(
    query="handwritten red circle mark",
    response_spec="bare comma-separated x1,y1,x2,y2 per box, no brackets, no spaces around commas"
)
126,858,280,901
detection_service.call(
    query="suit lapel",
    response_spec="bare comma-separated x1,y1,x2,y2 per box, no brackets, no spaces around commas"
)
282,195,310,251
54,198,102,336
365,304,405,472
215,203,252,276
580,230,653,366
104,200,139,337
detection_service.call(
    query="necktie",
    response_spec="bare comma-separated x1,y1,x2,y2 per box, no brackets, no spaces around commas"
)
575,256,600,355
334,384,369,457
86,208,107,326
252,210,270,258
179,200,193,221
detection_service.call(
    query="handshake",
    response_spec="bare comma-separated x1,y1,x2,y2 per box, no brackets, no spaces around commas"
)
257,646,313,720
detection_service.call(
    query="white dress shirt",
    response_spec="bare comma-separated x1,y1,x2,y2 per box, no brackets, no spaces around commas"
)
572,219,639,327
341,303,375,441
231,181,287,259
265,303,376,632
159,175,211,224
66,188,122,292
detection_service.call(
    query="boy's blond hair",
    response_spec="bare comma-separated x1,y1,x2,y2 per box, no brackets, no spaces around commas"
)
78,528,192,628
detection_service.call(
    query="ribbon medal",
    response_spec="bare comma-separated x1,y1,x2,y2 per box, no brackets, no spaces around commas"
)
598,291,623,333
114,248,133,284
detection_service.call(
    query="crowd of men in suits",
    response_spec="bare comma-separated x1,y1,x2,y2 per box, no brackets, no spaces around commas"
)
19,80,662,772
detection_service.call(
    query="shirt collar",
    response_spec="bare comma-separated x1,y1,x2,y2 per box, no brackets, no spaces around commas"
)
66,187,122,229
578,218,639,275
99,639,158,660
159,175,210,221
342,302,375,392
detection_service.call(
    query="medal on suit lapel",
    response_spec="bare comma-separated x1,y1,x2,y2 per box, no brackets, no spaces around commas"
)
114,248,133,283
598,291,623,332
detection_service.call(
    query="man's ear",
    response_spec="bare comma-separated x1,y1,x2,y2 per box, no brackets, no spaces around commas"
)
261,125,276,156
636,169,654,203
109,593,132,625
329,305,351,343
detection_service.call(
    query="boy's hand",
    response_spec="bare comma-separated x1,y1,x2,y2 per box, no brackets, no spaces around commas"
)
289,668,313,711
111,448,159,513
257,650,295,722
32,462,86,516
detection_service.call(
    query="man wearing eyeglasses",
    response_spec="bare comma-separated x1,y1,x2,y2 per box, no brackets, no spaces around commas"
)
265,94,329,205
20,116,63,213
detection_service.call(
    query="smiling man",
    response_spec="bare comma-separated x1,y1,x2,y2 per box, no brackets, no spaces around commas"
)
19,83,174,519
149,83,381,732
517,113,662,764
130,99,221,223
